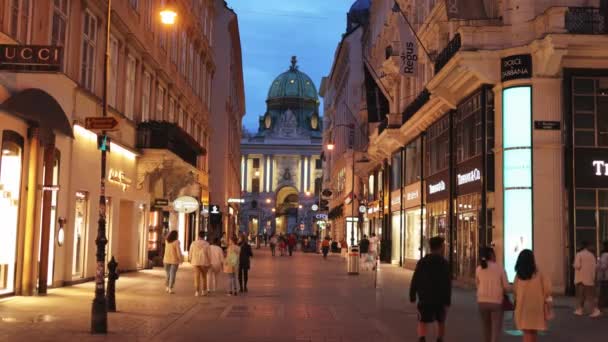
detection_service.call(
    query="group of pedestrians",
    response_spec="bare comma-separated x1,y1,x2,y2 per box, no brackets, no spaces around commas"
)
161,231,254,297
410,237,608,342
268,233,297,257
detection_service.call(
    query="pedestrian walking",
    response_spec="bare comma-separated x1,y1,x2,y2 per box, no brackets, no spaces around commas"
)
269,234,278,256
359,235,370,270
513,249,553,342
321,236,330,259
162,230,183,294
223,236,240,296
476,247,509,342
409,236,451,342
208,238,224,294
288,234,297,256
239,238,253,293
573,241,601,317
188,231,211,297
369,233,379,270
599,241,608,309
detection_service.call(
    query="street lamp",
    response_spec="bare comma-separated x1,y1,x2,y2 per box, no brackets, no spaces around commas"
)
92,1,176,334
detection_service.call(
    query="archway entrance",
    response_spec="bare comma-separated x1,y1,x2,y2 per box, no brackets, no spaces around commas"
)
275,186,299,234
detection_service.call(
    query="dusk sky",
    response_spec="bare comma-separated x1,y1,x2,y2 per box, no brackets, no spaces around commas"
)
228,0,353,131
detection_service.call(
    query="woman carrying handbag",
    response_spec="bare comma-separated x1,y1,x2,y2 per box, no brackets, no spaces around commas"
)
476,247,510,342
513,249,553,342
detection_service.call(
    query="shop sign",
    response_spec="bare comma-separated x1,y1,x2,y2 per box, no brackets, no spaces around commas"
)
316,213,328,220
426,171,449,202
227,198,245,203
173,196,199,214
0,45,63,71
457,168,480,186
154,198,169,207
108,168,132,191
575,148,608,188
456,156,483,196
403,182,421,209
534,121,561,130
501,54,532,82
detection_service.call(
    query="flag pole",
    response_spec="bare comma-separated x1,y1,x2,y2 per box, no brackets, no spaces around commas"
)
392,1,434,62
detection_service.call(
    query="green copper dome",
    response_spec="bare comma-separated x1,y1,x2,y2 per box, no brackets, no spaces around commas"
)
267,56,319,101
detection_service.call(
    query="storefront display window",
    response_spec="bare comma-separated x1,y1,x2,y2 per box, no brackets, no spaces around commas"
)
0,131,24,295
572,76,608,254
404,208,424,260
391,151,402,191
391,211,403,264
72,191,89,278
426,200,448,254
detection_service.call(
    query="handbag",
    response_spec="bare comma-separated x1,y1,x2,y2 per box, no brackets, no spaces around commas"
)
502,294,515,311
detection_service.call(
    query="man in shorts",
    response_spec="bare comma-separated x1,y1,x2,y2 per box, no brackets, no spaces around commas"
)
409,236,451,342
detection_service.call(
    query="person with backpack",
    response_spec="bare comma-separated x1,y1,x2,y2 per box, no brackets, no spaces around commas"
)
208,238,224,294
476,247,509,342
223,236,240,296
188,231,211,297
409,236,451,342
321,236,331,259
238,237,253,293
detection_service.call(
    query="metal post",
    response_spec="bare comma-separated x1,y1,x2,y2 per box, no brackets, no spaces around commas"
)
351,144,355,247
91,0,111,334
106,256,119,312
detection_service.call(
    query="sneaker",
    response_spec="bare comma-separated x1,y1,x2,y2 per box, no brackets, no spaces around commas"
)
590,309,602,318
574,308,584,316
165,287,170,293
168,288,175,294
201,291,207,297
194,291,200,297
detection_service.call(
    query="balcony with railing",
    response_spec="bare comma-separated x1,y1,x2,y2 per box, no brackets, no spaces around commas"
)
566,7,606,34
137,121,205,167
434,33,461,74
402,88,431,125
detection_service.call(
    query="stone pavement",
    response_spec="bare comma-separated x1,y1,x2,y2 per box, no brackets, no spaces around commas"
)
1,247,606,342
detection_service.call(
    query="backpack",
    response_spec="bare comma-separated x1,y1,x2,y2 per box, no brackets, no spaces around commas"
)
226,249,238,267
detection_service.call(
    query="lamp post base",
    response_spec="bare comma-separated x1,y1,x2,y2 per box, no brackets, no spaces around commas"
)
91,297,107,334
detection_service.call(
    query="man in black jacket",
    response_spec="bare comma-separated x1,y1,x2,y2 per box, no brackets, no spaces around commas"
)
409,236,451,342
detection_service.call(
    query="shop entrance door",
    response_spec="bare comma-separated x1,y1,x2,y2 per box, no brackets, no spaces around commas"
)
457,211,478,280
38,154,59,287
72,191,89,278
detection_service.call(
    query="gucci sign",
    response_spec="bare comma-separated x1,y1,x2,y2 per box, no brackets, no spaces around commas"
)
0,45,62,71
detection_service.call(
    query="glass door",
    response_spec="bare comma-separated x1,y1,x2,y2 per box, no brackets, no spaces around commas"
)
72,191,89,278
0,137,23,295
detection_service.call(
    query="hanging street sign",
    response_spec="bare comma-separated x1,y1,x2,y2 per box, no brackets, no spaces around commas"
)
85,117,119,131
173,196,199,214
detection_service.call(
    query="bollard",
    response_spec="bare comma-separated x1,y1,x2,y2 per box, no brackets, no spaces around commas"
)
106,256,119,312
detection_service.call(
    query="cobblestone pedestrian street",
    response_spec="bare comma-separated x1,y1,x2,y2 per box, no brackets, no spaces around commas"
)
1,248,606,341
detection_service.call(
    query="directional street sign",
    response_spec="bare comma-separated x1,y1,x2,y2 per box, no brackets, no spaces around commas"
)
85,117,119,131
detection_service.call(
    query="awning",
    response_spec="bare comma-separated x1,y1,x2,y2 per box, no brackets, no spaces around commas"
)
1,88,73,137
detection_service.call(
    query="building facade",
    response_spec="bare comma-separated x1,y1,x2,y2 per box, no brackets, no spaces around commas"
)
240,57,323,239
323,0,608,292
319,3,370,246
208,1,245,240
0,0,228,296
